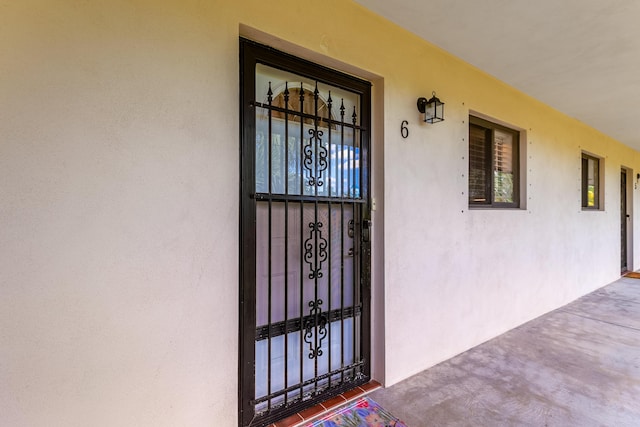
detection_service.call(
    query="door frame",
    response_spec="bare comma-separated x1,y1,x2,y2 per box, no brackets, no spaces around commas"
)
239,37,372,427
621,167,633,273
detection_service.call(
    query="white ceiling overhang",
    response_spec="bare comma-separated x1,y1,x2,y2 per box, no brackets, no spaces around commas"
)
356,0,640,151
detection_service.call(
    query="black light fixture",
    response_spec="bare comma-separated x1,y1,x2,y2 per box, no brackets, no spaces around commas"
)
417,91,445,124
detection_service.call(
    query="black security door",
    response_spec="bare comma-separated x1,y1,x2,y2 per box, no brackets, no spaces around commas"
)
239,39,372,427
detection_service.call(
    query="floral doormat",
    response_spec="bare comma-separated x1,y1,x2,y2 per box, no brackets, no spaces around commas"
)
305,397,408,427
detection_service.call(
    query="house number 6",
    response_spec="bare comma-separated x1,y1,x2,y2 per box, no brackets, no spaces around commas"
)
401,120,409,138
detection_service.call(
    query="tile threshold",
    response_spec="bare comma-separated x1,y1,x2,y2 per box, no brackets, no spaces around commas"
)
269,380,382,427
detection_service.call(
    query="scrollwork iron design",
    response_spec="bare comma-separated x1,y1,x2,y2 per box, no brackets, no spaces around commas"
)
303,128,328,187
304,221,328,279
303,299,328,359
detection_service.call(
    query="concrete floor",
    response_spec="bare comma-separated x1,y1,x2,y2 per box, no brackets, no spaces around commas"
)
370,277,640,426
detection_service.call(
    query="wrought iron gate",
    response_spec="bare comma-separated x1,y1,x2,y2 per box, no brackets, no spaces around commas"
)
240,39,372,427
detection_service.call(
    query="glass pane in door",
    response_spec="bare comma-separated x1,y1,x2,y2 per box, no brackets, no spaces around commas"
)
253,63,365,416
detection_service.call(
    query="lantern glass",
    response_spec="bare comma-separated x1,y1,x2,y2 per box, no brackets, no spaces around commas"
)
426,102,436,121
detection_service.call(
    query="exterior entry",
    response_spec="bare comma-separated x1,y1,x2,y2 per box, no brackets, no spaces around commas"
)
239,39,372,427
621,168,630,273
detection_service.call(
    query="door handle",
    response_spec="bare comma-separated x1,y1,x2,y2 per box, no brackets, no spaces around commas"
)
362,219,372,243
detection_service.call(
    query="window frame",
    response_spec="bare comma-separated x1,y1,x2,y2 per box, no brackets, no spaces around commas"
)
468,115,521,209
581,152,602,210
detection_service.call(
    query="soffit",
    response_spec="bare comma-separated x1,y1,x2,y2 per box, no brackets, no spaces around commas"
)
355,0,640,151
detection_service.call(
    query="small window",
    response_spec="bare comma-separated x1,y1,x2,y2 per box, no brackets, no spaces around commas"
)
468,115,520,208
581,153,601,209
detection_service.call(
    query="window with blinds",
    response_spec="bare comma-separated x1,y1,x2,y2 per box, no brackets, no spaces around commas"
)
581,153,601,209
468,116,520,208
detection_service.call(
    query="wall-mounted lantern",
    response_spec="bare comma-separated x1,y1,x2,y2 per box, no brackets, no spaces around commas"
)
417,91,445,123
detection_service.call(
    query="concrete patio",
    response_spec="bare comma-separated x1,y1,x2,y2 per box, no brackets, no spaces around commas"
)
370,277,640,426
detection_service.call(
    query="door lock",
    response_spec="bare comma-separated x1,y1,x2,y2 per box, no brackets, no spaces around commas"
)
362,219,372,242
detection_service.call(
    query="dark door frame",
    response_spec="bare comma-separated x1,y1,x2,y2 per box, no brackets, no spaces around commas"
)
621,167,632,273
239,38,372,427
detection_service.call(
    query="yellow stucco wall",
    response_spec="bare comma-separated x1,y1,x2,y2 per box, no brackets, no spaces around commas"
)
2,0,639,425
